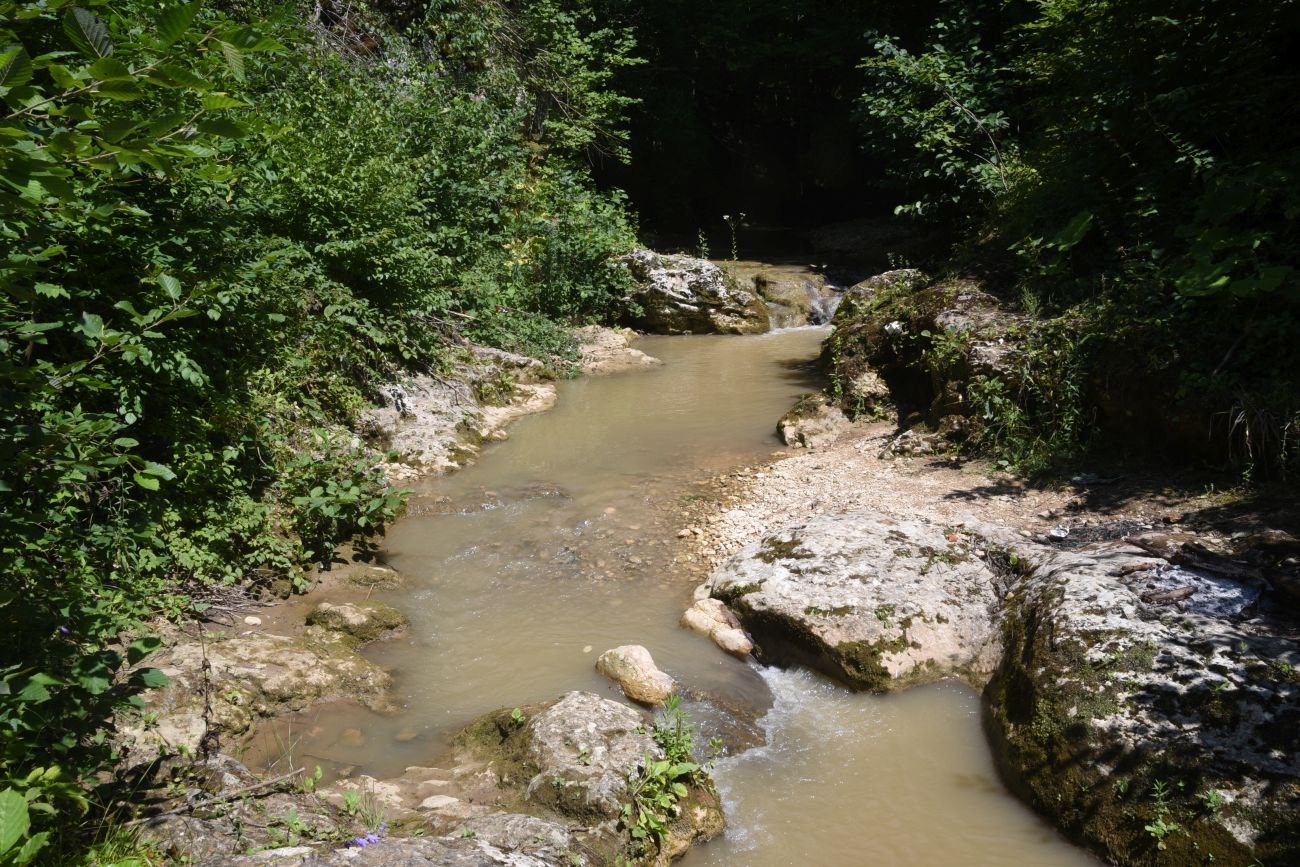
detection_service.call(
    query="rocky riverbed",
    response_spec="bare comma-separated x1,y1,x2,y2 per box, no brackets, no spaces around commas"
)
120,259,1300,867
678,409,1300,865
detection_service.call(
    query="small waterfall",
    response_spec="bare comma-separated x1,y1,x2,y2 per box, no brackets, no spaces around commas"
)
807,283,845,325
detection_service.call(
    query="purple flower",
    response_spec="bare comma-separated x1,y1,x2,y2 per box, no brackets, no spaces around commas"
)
346,828,385,849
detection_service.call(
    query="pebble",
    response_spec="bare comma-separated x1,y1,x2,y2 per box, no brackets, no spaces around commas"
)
394,727,420,743
677,528,692,538
243,615,262,626
604,507,618,514
338,728,366,748
583,645,593,653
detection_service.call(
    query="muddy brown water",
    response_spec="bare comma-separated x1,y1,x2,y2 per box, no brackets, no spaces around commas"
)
249,329,1095,865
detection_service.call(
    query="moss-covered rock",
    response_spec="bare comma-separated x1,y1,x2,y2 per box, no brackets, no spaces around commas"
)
305,600,408,644
777,392,849,449
822,270,1026,432
982,532,1300,866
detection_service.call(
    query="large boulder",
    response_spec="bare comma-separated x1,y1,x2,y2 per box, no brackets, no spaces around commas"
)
725,261,843,327
623,249,770,334
983,530,1300,867
707,513,1002,691
595,645,676,706
453,692,724,864
777,393,849,450
822,271,1024,434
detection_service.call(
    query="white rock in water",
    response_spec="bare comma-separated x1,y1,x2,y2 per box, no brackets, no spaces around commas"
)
595,645,675,705
681,598,753,657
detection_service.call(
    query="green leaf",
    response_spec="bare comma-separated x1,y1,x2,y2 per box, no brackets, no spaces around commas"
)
99,118,138,143
196,117,246,138
93,78,142,100
1256,265,1292,294
64,8,114,59
34,283,69,299
218,41,244,80
201,93,249,111
135,668,169,689
88,56,130,80
16,674,60,702
158,274,182,299
0,789,31,854
133,473,160,491
141,461,176,480
1052,210,1094,250
79,312,104,338
0,44,34,89
156,2,201,48
126,636,163,665
156,63,210,90
14,830,49,864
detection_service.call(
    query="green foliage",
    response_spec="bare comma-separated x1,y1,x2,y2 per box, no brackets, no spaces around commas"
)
619,695,707,858
967,325,1088,474
861,13,1021,219
1,0,640,857
1145,780,1185,850
861,0,1300,478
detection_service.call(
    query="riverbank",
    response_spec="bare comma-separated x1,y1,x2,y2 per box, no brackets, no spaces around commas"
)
123,326,741,866
681,414,1300,865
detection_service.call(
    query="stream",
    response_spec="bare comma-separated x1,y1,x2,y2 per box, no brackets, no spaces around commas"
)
255,328,1095,865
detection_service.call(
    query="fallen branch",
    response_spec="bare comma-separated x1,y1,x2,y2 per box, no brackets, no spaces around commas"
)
1113,562,1159,577
1140,586,1196,605
1122,537,1168,558
1171,542,1261,582
126,767,306,826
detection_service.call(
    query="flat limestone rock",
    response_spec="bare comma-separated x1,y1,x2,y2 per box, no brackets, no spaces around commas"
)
708,512,1001,691
195,836,553,866
980,526,1300,866
121,633,393,758
575,325,662,375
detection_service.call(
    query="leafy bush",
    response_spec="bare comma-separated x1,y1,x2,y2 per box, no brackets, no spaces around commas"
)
860,0,1300,477
1,0,640,857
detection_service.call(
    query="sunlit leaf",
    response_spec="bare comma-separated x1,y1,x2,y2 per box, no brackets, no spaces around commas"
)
156,1,201,48
0,44,34,89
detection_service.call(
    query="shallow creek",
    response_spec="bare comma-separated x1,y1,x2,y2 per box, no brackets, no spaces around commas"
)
256,329,1094,865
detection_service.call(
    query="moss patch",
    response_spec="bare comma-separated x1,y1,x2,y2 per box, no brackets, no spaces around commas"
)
755,534,815,563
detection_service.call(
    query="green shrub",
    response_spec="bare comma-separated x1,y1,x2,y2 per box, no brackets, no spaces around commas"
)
1,1,640,858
